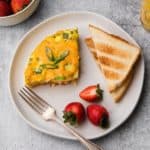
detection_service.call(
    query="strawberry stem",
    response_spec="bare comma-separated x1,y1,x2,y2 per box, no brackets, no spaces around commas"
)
63,111,77,125
99,114,109,128
96,84,103,100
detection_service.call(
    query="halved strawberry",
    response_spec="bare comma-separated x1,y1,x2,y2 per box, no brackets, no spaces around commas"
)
87,104,109,128
79,84,103,102
63,102,85,125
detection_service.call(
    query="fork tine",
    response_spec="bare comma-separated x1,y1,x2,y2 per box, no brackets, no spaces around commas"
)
20,89,46,112
24,86,50,107
23,87,48,109
18,90,42,114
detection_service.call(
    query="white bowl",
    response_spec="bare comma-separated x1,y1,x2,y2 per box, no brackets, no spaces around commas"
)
0,0,40,26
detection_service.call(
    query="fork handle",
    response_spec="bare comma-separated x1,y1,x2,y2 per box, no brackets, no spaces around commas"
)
54,117,103,150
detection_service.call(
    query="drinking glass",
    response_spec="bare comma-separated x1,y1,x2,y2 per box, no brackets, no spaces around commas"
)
140,0,150,31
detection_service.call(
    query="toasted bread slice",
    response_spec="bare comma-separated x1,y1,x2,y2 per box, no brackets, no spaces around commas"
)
89,24,140,92
111,73,133,102
85,38,133,102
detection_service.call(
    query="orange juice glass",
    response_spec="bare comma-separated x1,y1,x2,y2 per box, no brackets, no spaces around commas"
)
141,0,150,31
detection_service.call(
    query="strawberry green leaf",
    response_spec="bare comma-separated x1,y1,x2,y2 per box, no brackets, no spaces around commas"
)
96,84,103,100
63,111,77,125
99,114,109,128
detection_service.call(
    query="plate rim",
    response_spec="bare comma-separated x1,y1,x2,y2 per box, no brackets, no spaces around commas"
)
9,11,145,140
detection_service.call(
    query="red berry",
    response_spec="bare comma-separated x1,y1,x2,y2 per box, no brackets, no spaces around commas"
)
79,84,103,102
87,104,109,128
63,102,85,125
0,0,12,17
11,0,31,13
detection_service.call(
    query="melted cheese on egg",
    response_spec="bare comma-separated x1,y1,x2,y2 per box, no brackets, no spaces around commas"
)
24,28,79,87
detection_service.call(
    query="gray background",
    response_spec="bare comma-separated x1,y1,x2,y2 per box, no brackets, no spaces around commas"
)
0,0,150,150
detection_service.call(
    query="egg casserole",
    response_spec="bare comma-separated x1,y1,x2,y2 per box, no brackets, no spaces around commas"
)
24,28,79,87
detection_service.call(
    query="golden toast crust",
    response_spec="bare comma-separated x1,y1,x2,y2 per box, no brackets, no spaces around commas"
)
85,37,133,102
89,24,141,92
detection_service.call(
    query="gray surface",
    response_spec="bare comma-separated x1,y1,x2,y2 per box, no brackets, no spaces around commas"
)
0,0,150,150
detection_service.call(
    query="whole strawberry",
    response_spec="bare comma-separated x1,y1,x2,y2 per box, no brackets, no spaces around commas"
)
87,104,109,128
0,0,12,16
11,0,31,13
79,84,103,102
63,102,85,125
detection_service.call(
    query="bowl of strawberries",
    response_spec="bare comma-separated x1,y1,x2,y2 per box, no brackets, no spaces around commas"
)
0,0,40,26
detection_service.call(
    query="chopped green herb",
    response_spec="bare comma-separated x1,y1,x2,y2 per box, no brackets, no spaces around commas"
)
45,47,55,61
40,64,58,69
45,48,69,69
36,57,40,61
34,68,42,74
45,64,58,69
34,63,58,74
54,50,69,65
63,33,69,39
55,76,65,80
75,29,78,33
39,64,46,68
29,58,33,61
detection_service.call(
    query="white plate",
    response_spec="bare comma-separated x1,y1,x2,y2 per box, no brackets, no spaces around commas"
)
9,11,145,140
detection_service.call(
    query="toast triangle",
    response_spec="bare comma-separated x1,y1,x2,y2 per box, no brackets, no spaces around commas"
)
85,37,133,102
89,24,140,92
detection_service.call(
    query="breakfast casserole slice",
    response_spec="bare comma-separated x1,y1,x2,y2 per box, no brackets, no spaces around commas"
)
24,28,79,87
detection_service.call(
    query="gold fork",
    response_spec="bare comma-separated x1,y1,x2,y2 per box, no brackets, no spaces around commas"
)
18,86,103,150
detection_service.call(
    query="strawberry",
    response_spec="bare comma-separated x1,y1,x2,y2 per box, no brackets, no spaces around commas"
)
87,104,109,128
0,0,12,16
11,0,31,13
63,102,85,125
79,84,103,102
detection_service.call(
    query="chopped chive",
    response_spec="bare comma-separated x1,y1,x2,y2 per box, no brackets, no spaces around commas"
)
45,47,55,61
29,58,33,61
40,64,58,69
63,33,69,39
34,68,42,74
54,50,69,65
36,57,40,61
45,64,58,69
55,76,65,80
